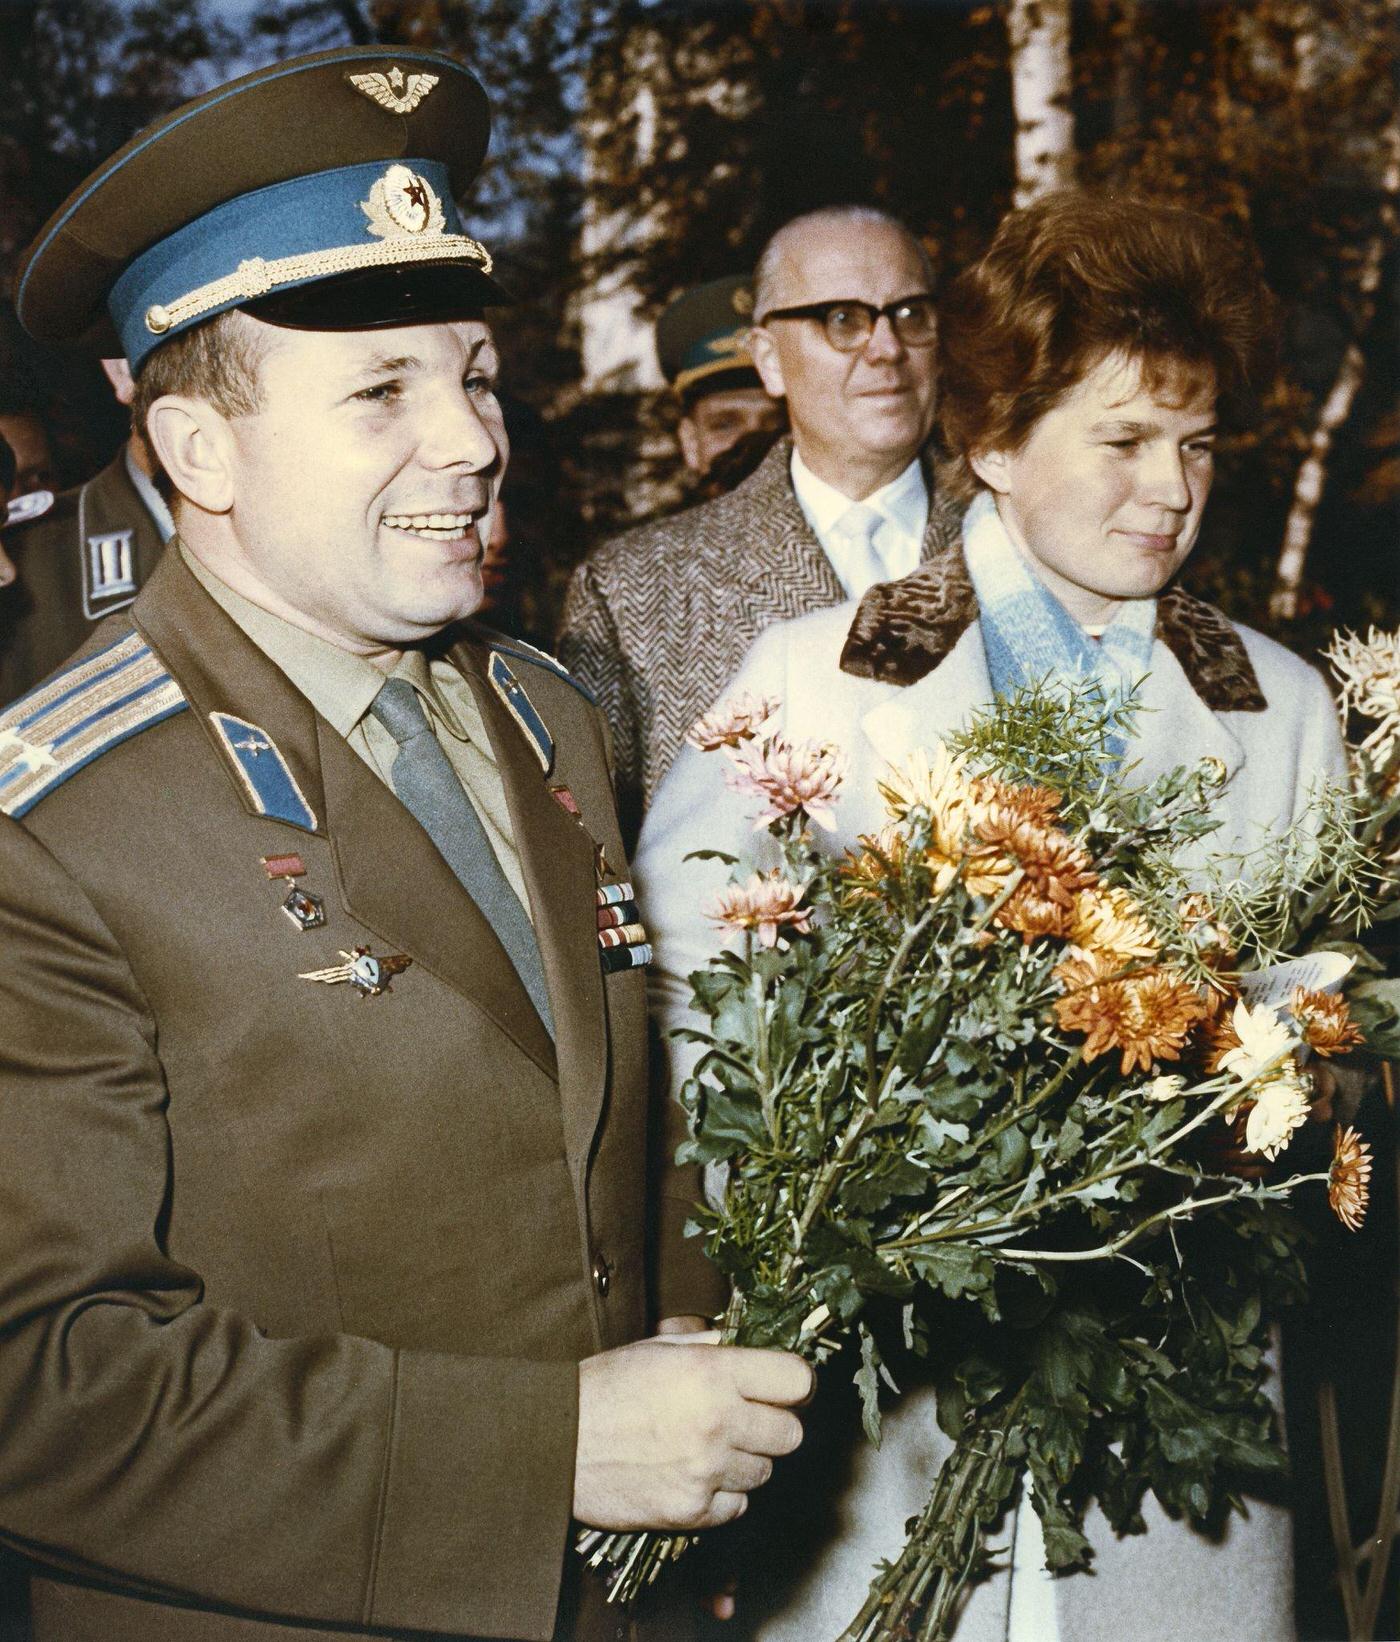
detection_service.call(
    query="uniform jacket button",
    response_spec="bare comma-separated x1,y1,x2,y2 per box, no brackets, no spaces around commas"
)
591,1251,611,1298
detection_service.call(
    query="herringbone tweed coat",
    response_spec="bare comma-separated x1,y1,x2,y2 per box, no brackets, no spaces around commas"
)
558,437,963,847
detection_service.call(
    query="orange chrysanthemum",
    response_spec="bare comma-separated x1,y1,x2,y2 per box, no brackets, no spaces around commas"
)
1053,953,1133,1064
1201,1008,1243,1073
1114,968,1209,1074
976,807,1096,943
970,776,1063,831
1053,953,1206,1074
1329,1124,1373,1232
999,887,1073,943
840,825,908,902
1291,987,1365,1058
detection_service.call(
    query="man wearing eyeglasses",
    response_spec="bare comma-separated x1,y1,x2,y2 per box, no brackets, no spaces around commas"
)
559,206,961,849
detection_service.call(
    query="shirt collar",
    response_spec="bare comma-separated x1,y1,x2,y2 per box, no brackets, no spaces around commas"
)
790,448,927,546
179,541,386,739
125,443,176,544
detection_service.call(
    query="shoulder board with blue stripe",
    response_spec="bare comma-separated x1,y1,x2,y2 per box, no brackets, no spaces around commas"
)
0,631,187,818
478,630,597,705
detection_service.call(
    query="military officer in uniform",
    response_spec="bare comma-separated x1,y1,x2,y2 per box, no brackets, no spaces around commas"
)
656,275,785,483
0,378,173,703
0,46,811,1642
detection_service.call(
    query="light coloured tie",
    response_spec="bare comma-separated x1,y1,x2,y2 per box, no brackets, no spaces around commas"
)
371,677,554,1036
834,501,889,597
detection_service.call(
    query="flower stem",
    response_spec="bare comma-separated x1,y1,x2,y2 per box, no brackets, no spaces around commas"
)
837,1390,1027,1642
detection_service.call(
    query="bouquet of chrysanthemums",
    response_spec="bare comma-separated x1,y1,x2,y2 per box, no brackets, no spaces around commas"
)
580,628,1400,1642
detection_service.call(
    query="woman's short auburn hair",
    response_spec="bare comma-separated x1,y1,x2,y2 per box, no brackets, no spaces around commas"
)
936,191,1278,497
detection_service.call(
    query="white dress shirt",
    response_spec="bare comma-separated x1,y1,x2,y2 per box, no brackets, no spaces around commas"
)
790,449,929,597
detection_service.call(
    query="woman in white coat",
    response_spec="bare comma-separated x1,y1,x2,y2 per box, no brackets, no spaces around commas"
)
635,193,1346,1642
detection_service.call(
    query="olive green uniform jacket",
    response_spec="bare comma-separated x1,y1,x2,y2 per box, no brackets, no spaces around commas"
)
0,550,721,1642
0,448,168,706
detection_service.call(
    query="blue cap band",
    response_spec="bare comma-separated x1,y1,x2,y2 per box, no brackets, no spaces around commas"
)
110,158,489,370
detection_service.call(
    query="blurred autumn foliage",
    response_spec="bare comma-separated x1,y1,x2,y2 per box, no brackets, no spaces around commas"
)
0,0,1395,646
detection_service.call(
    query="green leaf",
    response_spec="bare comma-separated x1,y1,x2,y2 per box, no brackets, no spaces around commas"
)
1054,1116,1085,1166
855,1324,884,1447
693,1086,768,1158
1039,1514,1093,1572
907,1242,993,1301
1351,983,1400,1057
897,993,953,1076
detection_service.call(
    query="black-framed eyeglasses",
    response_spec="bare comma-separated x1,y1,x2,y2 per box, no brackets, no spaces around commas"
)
758,295,937,352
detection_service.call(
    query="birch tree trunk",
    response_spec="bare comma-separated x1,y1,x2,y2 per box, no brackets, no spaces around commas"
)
1270,101,1400,620
577,34,664,397
1008,0,1076,207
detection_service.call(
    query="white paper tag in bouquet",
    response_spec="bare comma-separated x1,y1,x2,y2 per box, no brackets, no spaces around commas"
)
1235,951,1355,1011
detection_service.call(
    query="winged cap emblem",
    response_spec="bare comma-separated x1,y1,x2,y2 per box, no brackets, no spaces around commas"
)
348,66,440,115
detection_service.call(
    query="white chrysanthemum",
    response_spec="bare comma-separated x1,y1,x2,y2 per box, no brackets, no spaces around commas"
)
1242,1065,1312,1161
1328,626,1400,768
1218,999,1299,1085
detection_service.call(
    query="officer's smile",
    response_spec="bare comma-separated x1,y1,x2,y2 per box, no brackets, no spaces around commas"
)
382,510,484,543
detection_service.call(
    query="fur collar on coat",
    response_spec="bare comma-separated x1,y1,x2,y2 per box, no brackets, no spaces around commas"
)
838,530,1269,713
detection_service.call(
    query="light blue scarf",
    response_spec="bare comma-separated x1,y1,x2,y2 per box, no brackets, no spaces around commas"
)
962,491,1158,764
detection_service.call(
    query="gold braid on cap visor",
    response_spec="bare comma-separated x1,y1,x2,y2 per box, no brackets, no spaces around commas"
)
144,234,494,335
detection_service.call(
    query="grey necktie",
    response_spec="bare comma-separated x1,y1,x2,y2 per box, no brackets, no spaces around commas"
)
371,676,554,1037
833,501,889,596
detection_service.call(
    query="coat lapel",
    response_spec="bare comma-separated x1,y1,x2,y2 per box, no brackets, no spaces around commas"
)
857,618,1246,794
733,442,960,624
734,442,847,617
453,639,608,1175
1130,642,1245,789
860,624,993,770
133,549,328,836
134,551,559,1076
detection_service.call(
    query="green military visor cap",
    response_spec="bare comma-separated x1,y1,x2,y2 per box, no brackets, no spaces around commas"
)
16,45,510,372
656,274,761,400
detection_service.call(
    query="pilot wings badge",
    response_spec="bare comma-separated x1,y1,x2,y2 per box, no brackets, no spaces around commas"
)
348,67,439,115
299,946,412,998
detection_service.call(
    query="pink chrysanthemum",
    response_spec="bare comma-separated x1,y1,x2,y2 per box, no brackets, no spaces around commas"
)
686,692,780,752
723,735,845,831
707,870,814,950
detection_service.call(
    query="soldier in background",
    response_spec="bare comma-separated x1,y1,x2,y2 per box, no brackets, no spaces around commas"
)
0,355,172,704
656,274,785,486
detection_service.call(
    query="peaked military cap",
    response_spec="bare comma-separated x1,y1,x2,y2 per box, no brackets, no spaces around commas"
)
17,46,508,372
656,274,762,401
